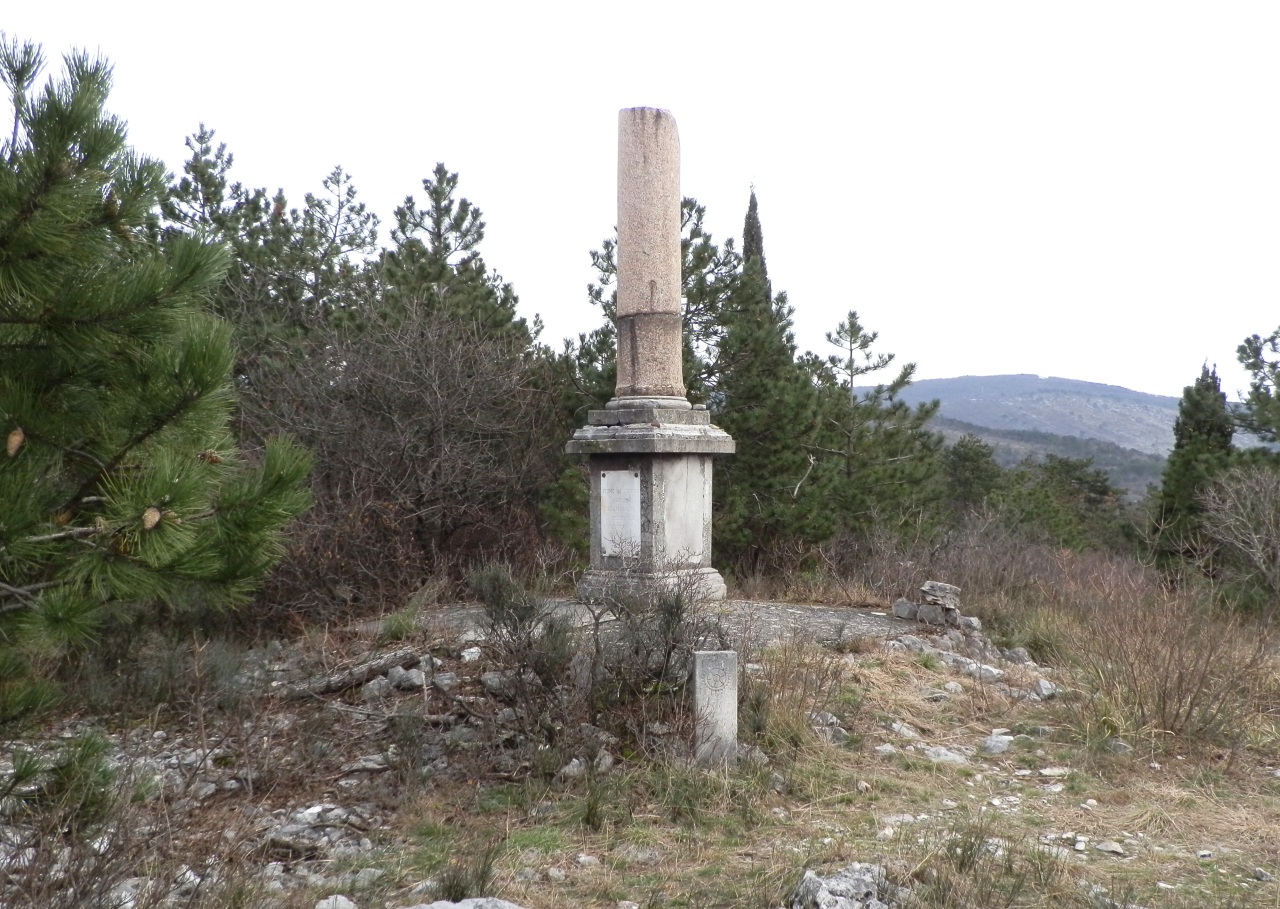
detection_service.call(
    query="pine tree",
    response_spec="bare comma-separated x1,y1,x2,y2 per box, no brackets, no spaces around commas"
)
713,192,830,572
942,434,1003,517
810,311,941,538
0,40,310,721
1154,365,1235,566
1238,329,1280,440
381,162,529,342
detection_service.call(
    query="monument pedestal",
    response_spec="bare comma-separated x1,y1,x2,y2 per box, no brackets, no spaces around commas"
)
567,402,733,603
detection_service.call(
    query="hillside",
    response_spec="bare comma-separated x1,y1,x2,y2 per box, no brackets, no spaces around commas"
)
932,415,1166,496
889,374,1181,456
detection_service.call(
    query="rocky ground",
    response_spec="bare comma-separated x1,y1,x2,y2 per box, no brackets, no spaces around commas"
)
4,587,1279,909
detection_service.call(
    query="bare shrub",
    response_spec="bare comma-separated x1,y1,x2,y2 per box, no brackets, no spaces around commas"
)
259,301,569,620
1061,591,1273,748
1200,462,1280,610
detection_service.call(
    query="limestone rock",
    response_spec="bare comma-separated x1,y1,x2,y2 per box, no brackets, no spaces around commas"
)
431,672,458,692
922,745,968,765
915,603,945,625
920,581,960,609
393,668,426,691
789,862,896,909
400,900,530,909
982,734,1014,755
615,844,662,865
891,599,918,621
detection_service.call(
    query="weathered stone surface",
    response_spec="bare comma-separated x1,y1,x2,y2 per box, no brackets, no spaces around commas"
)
694,651,738,764
922,746,968,765
915,603,945,625
566,423,734,455
400,900,530,909
958,615,983,633
982,734,1014,755
431,672,458,692
615,843,662,865
891,599,918,620
614,108,683,398
920,581,960,609
615,312,686,400
788,862,896,909
616,110,680,311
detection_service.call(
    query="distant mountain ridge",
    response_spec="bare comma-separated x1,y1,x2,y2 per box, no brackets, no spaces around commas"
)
889,374,1180,456
931,415,1167,496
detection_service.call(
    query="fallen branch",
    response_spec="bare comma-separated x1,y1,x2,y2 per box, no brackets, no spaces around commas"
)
274,647,421,700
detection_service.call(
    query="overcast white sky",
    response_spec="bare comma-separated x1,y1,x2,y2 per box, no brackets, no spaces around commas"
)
8,2,1279,399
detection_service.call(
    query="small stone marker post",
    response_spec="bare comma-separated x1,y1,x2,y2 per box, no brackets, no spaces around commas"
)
565,108,733,601
693,650,738,764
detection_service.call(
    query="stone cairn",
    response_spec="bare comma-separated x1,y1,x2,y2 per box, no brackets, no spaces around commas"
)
565,108,734,603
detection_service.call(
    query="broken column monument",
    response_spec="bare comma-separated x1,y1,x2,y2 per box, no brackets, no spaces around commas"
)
566,108,734,602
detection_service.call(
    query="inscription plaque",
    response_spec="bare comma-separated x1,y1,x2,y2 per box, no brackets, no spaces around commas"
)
600,470,642,557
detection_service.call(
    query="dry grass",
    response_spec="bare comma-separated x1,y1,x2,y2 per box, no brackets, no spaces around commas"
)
358,634,1280,908
14,535,1280,908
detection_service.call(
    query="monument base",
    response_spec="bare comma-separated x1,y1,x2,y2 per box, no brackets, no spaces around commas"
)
576,565,728,605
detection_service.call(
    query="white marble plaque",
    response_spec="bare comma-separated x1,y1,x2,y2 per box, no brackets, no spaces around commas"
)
661,457,705,561
600,470,642,557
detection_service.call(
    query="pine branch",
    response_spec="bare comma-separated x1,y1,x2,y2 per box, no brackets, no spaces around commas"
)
0,580,62,609
18,526,98,544
61,391,203,515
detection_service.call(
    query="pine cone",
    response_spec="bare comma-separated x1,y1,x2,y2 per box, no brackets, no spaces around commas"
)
142,507,162,530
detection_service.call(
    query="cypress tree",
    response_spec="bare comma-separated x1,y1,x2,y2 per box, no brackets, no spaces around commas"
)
714,192,830,573
1154,365,1234,567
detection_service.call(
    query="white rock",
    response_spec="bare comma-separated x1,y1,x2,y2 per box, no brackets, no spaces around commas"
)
973,663,1005,682
431,672,458,691
460,646,482,663
982,735,1014,755
316,897,357,909
922,746,968,765
395,668,426,690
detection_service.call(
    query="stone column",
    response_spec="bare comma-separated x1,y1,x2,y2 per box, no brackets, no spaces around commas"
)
613,108,687,406
566,108,733,603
